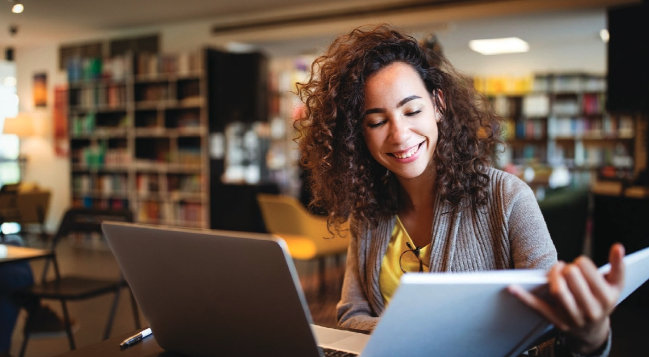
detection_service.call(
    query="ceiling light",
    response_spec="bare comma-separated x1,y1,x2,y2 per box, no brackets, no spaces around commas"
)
600,29,610,43
469,37,529,55
12,3,23,13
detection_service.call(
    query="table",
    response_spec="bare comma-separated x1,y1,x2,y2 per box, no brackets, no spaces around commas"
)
56,326,370,357
56,330,176,357
0,244,53,265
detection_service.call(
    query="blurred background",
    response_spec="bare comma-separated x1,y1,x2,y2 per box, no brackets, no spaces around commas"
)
0,0,648,356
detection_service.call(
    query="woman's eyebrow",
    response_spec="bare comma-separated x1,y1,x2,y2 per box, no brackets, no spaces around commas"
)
397,95,421,108
364,95,422,116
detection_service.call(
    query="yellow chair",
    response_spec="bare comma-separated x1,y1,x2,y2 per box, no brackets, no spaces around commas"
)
256,193,349,293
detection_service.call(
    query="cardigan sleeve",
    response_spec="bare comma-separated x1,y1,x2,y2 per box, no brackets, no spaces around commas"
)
336,229,380,332
504,176,557,270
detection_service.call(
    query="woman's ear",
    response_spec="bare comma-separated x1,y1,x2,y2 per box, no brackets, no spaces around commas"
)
434,89,445,122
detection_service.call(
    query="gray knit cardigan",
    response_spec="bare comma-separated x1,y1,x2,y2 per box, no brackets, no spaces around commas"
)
336,168,610,357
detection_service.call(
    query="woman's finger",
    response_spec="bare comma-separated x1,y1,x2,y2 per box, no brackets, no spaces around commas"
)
573,256,617,311
605,243,625,289
563,263,604,324
548,262,584,327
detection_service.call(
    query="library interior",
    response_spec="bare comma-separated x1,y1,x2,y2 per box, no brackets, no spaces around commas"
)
0,0,648,356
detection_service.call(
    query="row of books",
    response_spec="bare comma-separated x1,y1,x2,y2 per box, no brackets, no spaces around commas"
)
514,119,546,140
177,148,202,166
136,83,170,102
552,99,581,117
582,93,606,115
137,173,203,195
511,144,547,162
67,51,203,83
174,111,201,128
522,94,549,118
71,84,128,109
473,76,533,96
532,74,606,93
581,146,634,168
71,111,199,134
73,173,129,195
137,174,160,194
177,79,201,101
137,200,204,225
552,143,634,169
134,51,203,77
71,145,130,167
70,113,97,135
548,116,634,138
168,174,203,193
490,92,606,119
73,197,130,210
70,113,130,136
67,55,132,83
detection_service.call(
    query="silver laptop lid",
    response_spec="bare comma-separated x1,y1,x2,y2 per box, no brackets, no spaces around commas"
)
102,222,322,357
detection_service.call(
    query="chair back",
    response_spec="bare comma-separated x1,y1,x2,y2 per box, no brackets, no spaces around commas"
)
256,193,349,259
43,208,134,279
538,188,589,262
15,191,51,224
51,208,134,247
0,188,20,226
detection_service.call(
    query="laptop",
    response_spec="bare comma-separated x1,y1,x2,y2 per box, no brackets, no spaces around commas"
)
102,222,369,357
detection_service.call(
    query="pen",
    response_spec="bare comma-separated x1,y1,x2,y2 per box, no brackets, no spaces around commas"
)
119,328,152,349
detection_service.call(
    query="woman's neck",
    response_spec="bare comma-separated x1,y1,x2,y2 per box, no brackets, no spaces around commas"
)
396,171,436,248
397,166,437,213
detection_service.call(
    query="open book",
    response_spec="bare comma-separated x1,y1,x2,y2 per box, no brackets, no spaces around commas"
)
361,246,649,357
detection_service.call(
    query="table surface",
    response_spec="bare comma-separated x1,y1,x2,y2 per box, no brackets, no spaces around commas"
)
56,330,177,357
56,325,370,357
0,244,52,265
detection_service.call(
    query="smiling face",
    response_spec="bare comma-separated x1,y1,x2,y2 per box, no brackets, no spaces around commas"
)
362,62,441,183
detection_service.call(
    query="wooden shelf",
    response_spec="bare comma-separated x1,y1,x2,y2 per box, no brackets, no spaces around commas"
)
486,72,638,187
68,50,210,229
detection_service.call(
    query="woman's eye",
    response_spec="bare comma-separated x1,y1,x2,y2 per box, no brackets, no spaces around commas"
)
405,110,421,117
368,121,386,128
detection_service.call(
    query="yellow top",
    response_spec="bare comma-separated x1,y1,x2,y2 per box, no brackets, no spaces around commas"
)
379,216,431,305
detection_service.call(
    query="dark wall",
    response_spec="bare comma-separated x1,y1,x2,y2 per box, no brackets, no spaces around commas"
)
207,49,268,133
606,2,649,113
205,49,271,232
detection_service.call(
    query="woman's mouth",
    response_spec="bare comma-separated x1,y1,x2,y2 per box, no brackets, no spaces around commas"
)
390,142,423,159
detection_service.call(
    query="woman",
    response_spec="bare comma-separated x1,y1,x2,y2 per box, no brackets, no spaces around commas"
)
296,24,624,356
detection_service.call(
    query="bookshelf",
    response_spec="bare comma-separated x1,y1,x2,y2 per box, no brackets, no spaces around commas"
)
481,73,637,187
266,56,313,197
68,50,209,228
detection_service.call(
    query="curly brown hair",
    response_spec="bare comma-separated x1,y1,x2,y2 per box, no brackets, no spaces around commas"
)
296,24,502,230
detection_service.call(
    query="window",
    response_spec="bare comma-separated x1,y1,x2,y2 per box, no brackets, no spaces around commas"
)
0,60,20,187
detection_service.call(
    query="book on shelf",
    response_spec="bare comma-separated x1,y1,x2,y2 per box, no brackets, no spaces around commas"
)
549,116,634,139
99,174,128,196
552,99,580,116
135,51,203,77
582,93,605,115
137,174,160,195
522,94,549,117
552,74,584,92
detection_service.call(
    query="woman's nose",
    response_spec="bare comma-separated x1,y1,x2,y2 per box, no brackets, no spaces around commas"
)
388,118,411,144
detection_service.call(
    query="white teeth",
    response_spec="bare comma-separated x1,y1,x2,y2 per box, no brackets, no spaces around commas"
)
393,145,419,159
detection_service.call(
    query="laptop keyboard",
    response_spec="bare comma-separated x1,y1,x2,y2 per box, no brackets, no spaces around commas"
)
323,348,358,357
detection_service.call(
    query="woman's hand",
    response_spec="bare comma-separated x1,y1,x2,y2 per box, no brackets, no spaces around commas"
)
509,243,625,355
